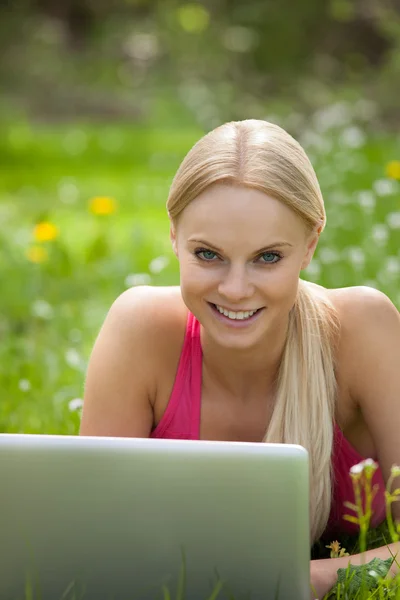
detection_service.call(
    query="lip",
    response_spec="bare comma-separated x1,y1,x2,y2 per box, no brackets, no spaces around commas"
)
207,302,265,328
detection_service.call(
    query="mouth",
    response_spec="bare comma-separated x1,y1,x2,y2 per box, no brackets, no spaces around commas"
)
207,302,264,325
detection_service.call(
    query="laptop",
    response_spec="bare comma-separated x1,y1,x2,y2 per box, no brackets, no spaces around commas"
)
0,434,310,600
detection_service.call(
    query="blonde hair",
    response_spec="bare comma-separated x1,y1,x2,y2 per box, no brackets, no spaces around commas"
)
167,119,339,543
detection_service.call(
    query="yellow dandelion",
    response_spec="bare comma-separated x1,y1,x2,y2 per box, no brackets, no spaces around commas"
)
325,540,349,558
33,221,59,243
325,540,340,554
89,196,117,216
386,160,400,180
26,245,48,263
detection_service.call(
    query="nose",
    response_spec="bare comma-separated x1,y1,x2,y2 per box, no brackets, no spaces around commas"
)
217,264,254,304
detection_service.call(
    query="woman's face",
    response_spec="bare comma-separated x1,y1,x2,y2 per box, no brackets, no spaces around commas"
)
171,183,319,350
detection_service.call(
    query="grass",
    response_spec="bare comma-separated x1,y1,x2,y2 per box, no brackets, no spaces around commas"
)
0,107,399,598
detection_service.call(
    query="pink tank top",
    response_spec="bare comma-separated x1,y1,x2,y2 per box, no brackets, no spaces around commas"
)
151,311,386,539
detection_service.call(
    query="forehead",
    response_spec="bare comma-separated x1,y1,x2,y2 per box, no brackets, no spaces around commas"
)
177,184,306,244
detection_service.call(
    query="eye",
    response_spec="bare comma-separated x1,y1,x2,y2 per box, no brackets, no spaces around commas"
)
195,249,218,261
259,252,282,264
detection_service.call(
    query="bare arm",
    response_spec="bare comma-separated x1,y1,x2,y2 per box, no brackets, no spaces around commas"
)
310,542,399,599
80,288,157,438
311,287,400,598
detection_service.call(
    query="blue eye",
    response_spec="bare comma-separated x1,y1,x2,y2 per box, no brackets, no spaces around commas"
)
196,249,217,261
260,252,281,264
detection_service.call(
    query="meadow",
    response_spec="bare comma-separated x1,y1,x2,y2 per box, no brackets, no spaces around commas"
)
0,104,399,598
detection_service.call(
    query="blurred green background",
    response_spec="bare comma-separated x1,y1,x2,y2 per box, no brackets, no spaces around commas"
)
0,0,399,435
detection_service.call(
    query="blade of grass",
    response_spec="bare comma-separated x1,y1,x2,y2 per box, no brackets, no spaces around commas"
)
176,548,187,600
205,579,224,600
162,584,172,600
25,573,34,600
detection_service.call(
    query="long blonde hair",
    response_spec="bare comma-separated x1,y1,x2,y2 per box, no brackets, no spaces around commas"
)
167,119,339,543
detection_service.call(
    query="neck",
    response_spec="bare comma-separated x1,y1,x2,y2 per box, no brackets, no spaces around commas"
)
200,317,288,401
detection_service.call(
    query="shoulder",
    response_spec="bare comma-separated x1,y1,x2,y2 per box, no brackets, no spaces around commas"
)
107,285,189,389
107,285,188,351
109,284,187,323
305,281,399,375
304,281,398,330
112,286,190,415
324,285,400,401
81,286,188,437
325,285,399,339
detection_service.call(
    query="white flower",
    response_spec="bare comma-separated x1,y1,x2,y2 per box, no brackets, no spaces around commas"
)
124,32,159,61
68,398,83,412
299,130,331,153
350,463,364,475
18,379,31,392
384,257,400,276
149,256,169,274
15,228,32,247
350,458,378,477
391,465,400,478
373,178,396,197
340,126,366,149
318,248,340,265
32,299,54,320
387,212,400,229
371,224,389,245
357,190,375,212
58,178,79,205
312,102,351,131
124,273,152,287
304,259,321,280
344,247,365,268
65,348,85,371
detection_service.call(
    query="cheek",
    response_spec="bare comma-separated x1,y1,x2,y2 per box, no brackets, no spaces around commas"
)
259,263,301,305
179,260,216,293
274,264,300,290
179,263,217,315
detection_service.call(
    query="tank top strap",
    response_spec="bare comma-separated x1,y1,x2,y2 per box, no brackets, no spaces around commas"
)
188,312,202,437
150,310,202,440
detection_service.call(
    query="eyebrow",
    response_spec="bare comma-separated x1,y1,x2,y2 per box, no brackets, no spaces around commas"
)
187,238,293,253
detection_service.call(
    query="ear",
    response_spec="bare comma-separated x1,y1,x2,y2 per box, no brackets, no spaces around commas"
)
300,229,320,270
170,224,178,257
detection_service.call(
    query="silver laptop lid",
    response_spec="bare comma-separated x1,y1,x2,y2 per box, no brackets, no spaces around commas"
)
0,434,310,600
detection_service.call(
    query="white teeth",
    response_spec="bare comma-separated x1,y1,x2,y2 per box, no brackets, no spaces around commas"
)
215,305,258,320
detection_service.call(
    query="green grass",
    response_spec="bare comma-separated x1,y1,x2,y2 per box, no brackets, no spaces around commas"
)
0,113,399,598
0,117,399,434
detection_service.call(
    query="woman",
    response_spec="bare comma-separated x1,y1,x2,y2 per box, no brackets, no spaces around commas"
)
80,119,400,598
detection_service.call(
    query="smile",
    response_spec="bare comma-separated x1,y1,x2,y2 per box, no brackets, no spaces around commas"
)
214,304,260,320
208,302,264,325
